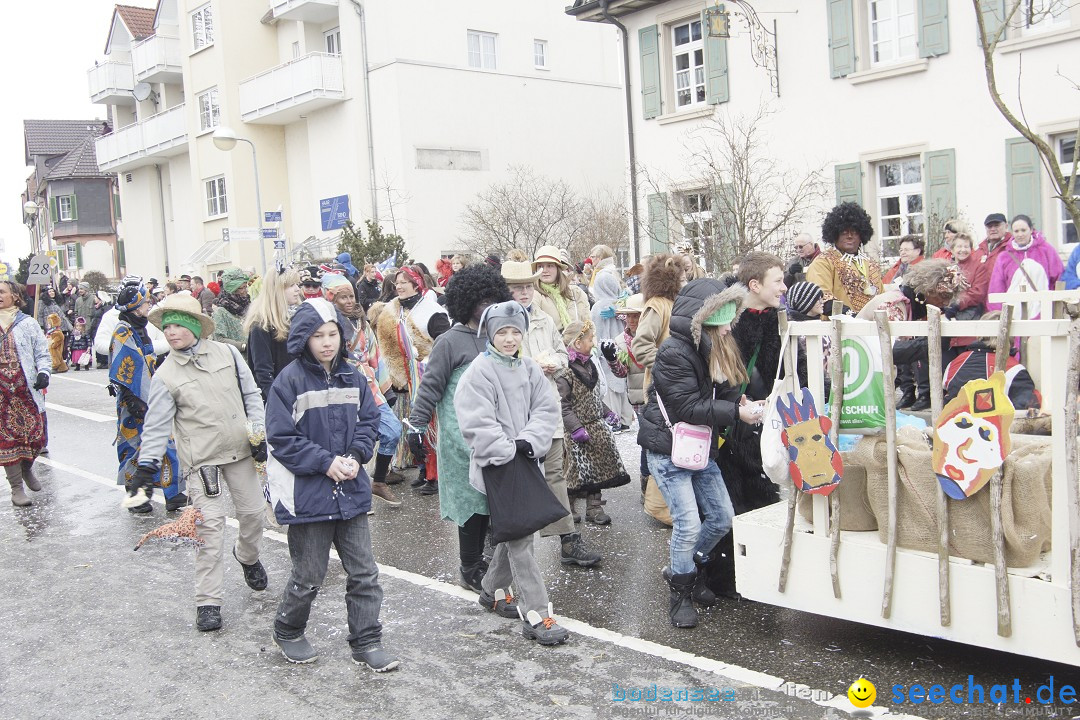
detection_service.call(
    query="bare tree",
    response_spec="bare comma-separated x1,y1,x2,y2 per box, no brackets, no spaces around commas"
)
567,187,630,266
975,0,1080,240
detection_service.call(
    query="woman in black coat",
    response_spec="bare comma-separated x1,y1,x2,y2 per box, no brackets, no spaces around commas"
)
244,268,302,401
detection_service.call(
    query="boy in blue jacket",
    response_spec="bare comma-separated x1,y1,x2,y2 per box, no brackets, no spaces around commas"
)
265,298,398,672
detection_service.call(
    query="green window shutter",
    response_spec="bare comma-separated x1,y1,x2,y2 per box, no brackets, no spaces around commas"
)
639,25,662,120
827,0,856,79
834,162,863,206
57,248,67,271
75,243,83,269
117,240,127,269
70,195,78,221
113,193,122,221
977,0,1007,45
923,149,957,225
49,197,58,222
1005,138,1043,230
647,193,669,254
702,10,730,104
918,0,949,57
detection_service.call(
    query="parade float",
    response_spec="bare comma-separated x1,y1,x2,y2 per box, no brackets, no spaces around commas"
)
733,290,1080,666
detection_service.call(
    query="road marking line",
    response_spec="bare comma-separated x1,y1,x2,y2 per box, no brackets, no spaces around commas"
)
44,402,114,423
35,456,922,719
51,373,110,388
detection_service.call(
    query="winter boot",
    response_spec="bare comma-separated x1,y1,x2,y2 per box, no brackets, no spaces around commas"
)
668,571,698,628
559,533,602,567
233,547,268,591
196,605,222,632
585,492,611,525
521,604,569,646
273,633,319,664
570,497,581,524
691,552,718,606
6,465,31,507
458,560,487,594
21,460,42,492
352,644,400,672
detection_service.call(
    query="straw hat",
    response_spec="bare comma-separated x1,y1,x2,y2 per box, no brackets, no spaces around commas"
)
616,293,645,314
149,292,216,337
532,245,568,270
501,260,542,283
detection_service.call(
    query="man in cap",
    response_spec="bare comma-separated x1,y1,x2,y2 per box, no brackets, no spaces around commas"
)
178,274,192,292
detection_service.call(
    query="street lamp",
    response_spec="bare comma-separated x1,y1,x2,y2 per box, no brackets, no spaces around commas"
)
212,126,266,272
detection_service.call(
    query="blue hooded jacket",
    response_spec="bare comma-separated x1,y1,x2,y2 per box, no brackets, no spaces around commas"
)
265,298,379,524
336,252,360,282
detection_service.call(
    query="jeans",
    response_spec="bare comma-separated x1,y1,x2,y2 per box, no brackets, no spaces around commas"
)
646,451,734,575
377,403,402,456
274,513,384,650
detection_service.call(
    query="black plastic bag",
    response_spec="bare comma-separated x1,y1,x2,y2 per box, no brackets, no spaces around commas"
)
482,454,569,544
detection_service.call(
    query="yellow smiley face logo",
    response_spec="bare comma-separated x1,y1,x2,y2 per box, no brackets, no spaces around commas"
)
848,677,876,708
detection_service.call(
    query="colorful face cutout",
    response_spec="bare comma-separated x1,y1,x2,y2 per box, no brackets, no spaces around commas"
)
932,372,1014,500
778,389,843,496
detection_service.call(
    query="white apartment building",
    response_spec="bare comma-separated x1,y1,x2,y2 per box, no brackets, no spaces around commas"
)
567,0,1080,263
89,0,626,278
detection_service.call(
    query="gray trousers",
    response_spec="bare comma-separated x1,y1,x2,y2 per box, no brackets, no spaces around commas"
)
540,438,576,537
188,457,264,606
481,533,549,617
274,513,384,650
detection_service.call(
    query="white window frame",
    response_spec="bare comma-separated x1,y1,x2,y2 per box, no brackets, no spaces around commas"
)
1021,0,1070,34
291,41,301,59
205,175,228,218
680,190,714,241
324,27,341,55
197,88,220,132
467,30,497,70
191,3,215,52
874,156,924,256
671,19,706,109
66,244,78,268
533,39,547,69
58,195,75,222
867,0,917,67
1057,134,1077,245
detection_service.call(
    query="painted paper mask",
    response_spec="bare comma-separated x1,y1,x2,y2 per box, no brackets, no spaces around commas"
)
932,372,1014,500
778,389,843,496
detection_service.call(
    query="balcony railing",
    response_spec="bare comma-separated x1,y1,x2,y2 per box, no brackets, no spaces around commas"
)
95,103,188,172
271,0,338,23
238,52,345,125
88,60,134,105
132,34,183,84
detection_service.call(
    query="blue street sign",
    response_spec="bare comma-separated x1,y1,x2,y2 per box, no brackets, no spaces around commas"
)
264,211,282,223
320,194,350,231
273,240,286,250
261,228,278,239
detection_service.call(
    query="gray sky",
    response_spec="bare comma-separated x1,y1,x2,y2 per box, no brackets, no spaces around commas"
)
1,0,118,267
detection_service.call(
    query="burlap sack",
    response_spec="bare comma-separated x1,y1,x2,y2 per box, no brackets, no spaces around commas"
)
864,426,1053,567
643,475,673,526
797,457,878,531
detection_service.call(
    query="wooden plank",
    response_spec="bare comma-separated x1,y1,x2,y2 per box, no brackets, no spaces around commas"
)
1065,320,1080,645
991,305,1014,637
777,309,798,593
995,305,1013,373
829,318,844,599
875,309,900,619
927,306,950,627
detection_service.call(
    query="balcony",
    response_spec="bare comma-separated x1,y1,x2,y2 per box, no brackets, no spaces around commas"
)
238,52,345,125
132,34,183,85
271,0,338,23
95,103,188,172
87,60,135,105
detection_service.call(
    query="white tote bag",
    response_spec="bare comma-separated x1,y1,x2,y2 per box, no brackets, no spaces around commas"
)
760,333,791,485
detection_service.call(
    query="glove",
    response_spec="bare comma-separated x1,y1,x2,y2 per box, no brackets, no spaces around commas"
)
407,432,426,465
515,439,534,458
250,440,268,463
570,427,590,443
605,410,620,426
600,341,617,362
943,304,959,320
123,396,146,422
385,392,397,408
600,306,616,319
33,372,49,390
128,465,156,502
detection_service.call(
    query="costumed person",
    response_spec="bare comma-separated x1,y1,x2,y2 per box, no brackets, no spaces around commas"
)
45,313,68,373
336,252,361,285
601,293,646,413
244,267,302,401
454,300,570,646
211,268,252,352
94,278,169,361
986,214,1063,320
70,317,92,370
130,293,268,632
435,258,454,288
943,310,1040,410
0,280,49,507
807,202,883,315
637,279,762,627
265,298,399,672
555,320,631,526
373,265,449,495
299,266,324,300
533,245,590,332
503,261,602,566
587,244,632,429
409,265,513,591
109,281,183,514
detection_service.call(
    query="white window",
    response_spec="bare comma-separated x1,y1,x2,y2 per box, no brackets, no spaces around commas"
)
868,0,917,66
1022,0,1070,34
291,41,301,59
205,176,227,218
197,88,220,132
671,20,705,108
1058,135,1077,244
191,3,214,51
467,30,497,70
874,157,924,255
66,244,78,268
681,191,713,241
534,39,547,68
58,195,75,222
325,27,341,55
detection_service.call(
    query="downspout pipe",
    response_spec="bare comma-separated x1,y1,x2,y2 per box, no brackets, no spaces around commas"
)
349,0,380,222
155,163,170,276
599,0,640,264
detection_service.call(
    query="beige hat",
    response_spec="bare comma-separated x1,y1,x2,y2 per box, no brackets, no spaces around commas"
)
616,293,645,314
149,292,216,338
501,260,542,284
532,245,568,270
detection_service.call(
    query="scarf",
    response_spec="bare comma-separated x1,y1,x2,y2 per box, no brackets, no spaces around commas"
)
822,247,882,313
0,306,17,332
539,282,570,326
487,343,521,368
119,310,152,353
215,291,250,318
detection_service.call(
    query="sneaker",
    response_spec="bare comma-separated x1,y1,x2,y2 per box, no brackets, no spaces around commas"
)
384,469,406,486
521,606,569,646
165,492,189,512
418,480,438,496
233,547,268,591
128,502,153,516
909,396,932,412
371,482,402,507
478,588,519,619
410,475,426,489
351,644,400,672
559,534,602,567
196,605,222,632
273,634,319,664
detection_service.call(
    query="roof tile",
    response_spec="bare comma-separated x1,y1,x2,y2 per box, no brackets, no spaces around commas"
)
115,4,157,40
23,119,103,164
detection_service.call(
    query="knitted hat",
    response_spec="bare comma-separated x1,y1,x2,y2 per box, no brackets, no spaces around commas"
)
299,265,323,285
115,282,149,311
703,301,737,327
786,281,824,316
78,281,90,290
321,272,352,295
477,300,529,341
221,268,252,294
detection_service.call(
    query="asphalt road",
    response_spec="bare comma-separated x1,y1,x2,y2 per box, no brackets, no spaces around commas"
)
2,370,1077,720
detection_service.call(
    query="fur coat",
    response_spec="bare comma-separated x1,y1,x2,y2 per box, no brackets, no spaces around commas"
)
374,296,436,391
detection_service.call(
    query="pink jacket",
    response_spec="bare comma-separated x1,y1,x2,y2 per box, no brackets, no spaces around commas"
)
986,232,1064,310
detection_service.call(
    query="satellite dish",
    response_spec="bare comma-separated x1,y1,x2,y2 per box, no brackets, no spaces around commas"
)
132,82,153,102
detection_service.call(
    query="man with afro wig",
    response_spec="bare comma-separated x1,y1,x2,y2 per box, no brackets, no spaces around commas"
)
807,201,884,315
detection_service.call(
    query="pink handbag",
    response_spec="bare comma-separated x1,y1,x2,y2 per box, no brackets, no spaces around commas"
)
656,393,712,471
